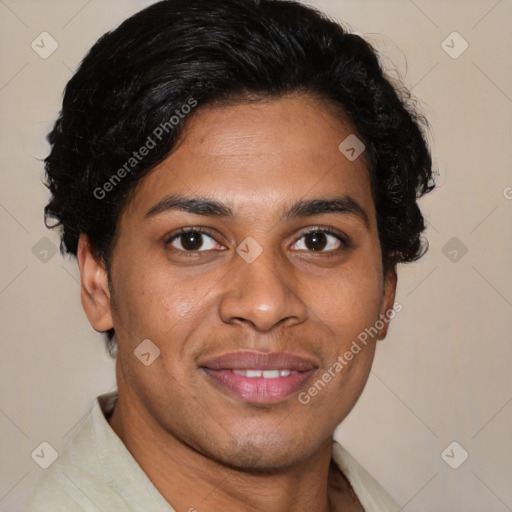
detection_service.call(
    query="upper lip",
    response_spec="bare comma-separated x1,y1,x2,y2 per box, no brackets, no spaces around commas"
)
199,351,318,372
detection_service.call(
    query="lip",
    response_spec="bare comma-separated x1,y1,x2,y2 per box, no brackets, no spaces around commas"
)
199,351,318,403
199,350,318,372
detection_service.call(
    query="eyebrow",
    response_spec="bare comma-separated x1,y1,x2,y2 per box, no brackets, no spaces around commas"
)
145,194,233,219
145,194,369,228
284,197,369,227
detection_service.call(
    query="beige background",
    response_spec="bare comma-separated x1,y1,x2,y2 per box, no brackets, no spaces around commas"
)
1,0,511,510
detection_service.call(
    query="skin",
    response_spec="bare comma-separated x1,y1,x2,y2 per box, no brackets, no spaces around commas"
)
78,94,397,512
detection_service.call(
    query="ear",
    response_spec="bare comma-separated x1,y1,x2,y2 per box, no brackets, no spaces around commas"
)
77,234,114,333
377,267,398,341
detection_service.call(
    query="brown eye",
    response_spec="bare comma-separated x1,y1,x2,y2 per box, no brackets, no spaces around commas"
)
291,229,346,252
166,229,222,252
180,231,204,251
304,231,328,251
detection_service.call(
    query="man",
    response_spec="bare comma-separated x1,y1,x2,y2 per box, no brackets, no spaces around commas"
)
19,0,434,510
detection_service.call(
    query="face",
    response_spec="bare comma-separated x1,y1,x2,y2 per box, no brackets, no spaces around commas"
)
81,94,396,471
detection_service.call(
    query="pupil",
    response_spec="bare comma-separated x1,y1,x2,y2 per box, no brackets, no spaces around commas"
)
182,232,203,250
305,232,327,251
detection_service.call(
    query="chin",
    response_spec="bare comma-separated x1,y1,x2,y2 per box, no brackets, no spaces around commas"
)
203,434,314,474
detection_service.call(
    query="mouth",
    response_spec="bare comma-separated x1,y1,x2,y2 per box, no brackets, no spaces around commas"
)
199,351,318,404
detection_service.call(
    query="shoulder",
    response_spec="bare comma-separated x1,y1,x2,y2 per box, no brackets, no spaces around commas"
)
18,466,128,512
18,392,173,512
17,393,132,512
18,472,81,512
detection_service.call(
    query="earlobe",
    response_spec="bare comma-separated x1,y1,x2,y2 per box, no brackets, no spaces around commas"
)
377,268,398,341
77,234,114,333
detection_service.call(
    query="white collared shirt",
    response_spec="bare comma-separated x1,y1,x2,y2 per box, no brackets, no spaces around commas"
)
18,392,401,512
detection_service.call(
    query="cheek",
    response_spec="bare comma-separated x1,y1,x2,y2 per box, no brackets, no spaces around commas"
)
110,262,171,341
315,265,383,336
112,258,219,344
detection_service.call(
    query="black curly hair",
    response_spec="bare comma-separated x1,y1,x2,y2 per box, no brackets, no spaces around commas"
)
44,0,435,354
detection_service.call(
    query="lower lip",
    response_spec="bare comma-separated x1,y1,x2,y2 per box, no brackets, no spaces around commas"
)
202,368,316,403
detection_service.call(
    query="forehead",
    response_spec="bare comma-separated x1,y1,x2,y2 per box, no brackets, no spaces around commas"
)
125,94,374,222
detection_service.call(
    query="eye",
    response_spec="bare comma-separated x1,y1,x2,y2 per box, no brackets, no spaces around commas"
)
166,228,224,252
291,229,347,252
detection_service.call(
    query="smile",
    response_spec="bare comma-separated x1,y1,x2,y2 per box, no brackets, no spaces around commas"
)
199,350,319,403
232,369,299,378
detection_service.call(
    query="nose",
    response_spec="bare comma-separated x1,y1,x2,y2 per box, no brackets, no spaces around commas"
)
218,250,308,332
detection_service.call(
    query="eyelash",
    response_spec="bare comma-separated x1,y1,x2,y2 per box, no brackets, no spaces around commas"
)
164,226,349,255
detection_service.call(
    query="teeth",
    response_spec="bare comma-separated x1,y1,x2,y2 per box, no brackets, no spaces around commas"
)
232,369,297,378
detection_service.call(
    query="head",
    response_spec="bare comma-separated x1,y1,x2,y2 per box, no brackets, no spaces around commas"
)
45,0,434,471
